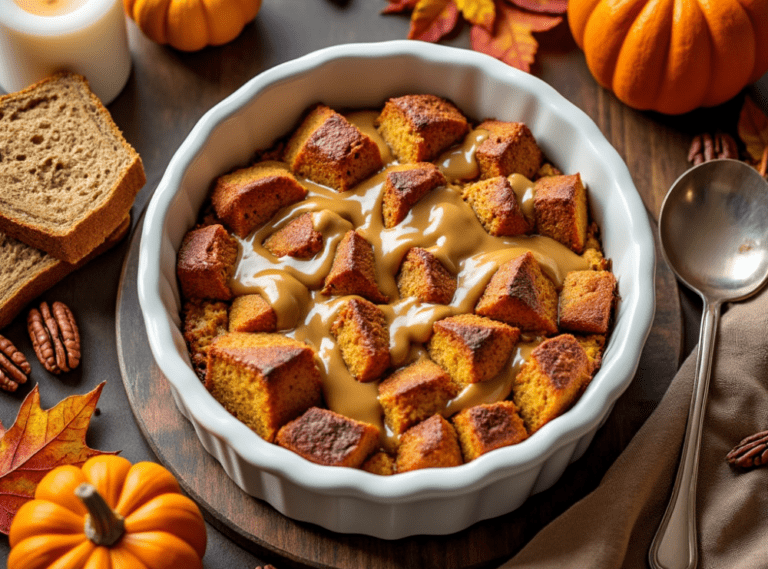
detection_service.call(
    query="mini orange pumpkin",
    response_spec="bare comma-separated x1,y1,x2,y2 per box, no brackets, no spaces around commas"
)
8,455,207,569
124,0,262,52
568,0,768,114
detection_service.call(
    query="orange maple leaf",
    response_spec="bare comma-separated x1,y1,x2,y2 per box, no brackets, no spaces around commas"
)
382,0,419,14
408,0,460,43
506,0,567,14
738,95,768,163
456,0,496,31
470,2,561,72
0,382,115,534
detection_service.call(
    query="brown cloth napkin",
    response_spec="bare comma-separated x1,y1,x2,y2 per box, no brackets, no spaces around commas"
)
501,286,768,569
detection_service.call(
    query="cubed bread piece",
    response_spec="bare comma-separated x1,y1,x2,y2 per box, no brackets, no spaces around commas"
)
211,161,307,238
321,230,388,303
382,162,446,228
558,270,617,334
512,334,593,433
362,451,396,475
582,221,611,270
182,299,229,380
452,401,528,461
283,104,383,192
577,334,606,374
378,358,460,436
475,120,542,180
475,251,558,335
533,173,588,253
276,407,379,468
396,414,463,473
375,94,470,163
396,247,456,305
177,224,239,300
228,294,276,333
427,314,520,385
462,176,532,236
263,212,323,258
331,298,390,382
205,332,322,442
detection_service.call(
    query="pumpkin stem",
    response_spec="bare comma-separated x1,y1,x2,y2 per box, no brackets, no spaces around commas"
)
75,482,125,547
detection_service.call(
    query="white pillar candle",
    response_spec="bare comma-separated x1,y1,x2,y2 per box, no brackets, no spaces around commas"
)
0,0,131,105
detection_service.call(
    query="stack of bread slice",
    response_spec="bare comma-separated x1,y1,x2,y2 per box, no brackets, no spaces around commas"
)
0,72,145,329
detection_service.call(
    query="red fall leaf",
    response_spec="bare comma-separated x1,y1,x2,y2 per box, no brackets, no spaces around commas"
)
738,95,768,163
382,0,420,14
408,0,461,43
0,382,115,534
471,2,562,72
505,0,567,14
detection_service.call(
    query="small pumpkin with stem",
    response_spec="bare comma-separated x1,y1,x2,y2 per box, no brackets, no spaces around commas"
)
8,455,207,569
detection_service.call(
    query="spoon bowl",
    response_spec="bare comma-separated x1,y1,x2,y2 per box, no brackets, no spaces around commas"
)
650,159,768,569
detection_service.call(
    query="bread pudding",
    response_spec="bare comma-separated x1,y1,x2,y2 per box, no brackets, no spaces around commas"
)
176,94,618,474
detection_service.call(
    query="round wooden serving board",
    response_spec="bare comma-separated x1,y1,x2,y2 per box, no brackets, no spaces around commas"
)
116,210,682,569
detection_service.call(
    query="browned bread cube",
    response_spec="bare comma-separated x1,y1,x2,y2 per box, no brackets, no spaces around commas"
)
558,270,617,334
462,176,532,237
577,334,606,374
276,407,379,468
283,104,383,192
182,299,229,380
177,224,239,300
475,252,558,335
375,94,470,163
321,230,388,303
211,161,307,238
205,332,322,442
361,451,396,475
396,247,456,305
330,298,390,382
228,293,276,333
396,414,463,472
378,358,460,436
533,173,588,253
512,334,593,433
427,314,520,385
452,401,528,461
582,221,611,271
382,162,446,228
263,212,323,258
475,120,542,180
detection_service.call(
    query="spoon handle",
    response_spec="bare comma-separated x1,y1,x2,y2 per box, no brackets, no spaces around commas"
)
648,298,721,569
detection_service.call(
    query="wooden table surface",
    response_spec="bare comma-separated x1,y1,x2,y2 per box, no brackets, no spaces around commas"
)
0,1,755,567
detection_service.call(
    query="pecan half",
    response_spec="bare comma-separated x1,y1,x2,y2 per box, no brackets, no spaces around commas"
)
688,133,738,165
27,301,81,374
726,429,768,469
0,334,31,392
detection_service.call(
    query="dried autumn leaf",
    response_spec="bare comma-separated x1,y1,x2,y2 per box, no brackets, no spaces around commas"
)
0,382,114,534
738,95,768,163
471,2,561,71
409,0,460,43
456,0,495,30
506,0,567,14
382,0,419,14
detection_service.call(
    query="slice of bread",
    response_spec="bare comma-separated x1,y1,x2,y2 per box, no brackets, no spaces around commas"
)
0,215,130,330
0,72,145,263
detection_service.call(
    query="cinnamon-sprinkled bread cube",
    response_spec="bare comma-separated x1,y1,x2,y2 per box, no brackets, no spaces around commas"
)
475,120,542,180
462,176,532,237
276,407,379,468
378,358,459,436
427,314,520,385
228,293,276,333
211,161,307,238
176,224,239,300
283,104,383,192
382,162,446,228
375,94,470,163
452,401,528,461
396,414,463,473
205,332,322,442
396,247,456,305
263,212,323,259
533,173,588,253
362,451,396,476
331,298,390,383
321,230,388,303
182,299,229,380
512,334,593,433
558,270,617,334
474,251,558,335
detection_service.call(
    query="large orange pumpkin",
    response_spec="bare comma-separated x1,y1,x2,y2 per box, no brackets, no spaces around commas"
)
7,455,207,569
568,0,768,114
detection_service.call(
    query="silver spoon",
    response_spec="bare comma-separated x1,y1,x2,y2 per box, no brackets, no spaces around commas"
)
649,159,768,569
